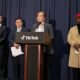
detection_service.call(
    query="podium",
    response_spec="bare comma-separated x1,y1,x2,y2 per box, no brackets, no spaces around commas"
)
15,32,51,80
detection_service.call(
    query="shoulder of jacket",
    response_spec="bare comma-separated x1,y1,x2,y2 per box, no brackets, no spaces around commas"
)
69,25,77,31
45,23,52,26
33,24,38,27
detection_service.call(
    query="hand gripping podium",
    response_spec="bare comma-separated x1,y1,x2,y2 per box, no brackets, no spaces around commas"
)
15,32,51,80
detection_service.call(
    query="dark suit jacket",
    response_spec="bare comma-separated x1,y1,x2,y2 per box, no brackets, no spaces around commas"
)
0,25,7,46
31,23,54,54
9,27,27,52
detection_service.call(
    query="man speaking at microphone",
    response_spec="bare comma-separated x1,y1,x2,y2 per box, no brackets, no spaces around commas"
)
31,11,54,80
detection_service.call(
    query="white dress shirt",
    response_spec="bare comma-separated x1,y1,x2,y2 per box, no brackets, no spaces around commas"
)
0,24,2,28
17,27,22,32
35,24,44,32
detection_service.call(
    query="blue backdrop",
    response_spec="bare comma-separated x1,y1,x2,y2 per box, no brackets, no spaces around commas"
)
0,0,80,80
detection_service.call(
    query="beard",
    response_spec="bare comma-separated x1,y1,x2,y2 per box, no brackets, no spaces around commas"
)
77,23,80,34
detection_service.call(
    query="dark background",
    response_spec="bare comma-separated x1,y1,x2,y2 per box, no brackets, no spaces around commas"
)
0,0,80,80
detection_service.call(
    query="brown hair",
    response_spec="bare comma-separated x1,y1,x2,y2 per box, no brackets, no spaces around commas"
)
36,11,46,17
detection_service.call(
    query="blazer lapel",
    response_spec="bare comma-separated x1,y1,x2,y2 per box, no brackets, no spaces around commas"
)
21,27,24,32
44,23,48,32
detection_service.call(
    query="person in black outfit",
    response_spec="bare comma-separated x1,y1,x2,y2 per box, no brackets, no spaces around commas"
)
0,16,7,80
8,18,26,80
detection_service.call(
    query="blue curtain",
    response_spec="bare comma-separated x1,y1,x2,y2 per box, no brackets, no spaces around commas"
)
0,0,80,80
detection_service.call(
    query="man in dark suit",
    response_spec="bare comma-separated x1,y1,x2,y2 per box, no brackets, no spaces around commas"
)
0,16,7,80
31,11,54,80
8,18,26,80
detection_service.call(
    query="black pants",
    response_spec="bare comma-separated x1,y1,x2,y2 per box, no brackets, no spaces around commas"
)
72,68,80,80
44,53,54,80
0,46,4,78
12,55,24,80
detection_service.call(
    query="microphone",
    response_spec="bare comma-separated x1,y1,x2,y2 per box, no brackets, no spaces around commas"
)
37,22,41,28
